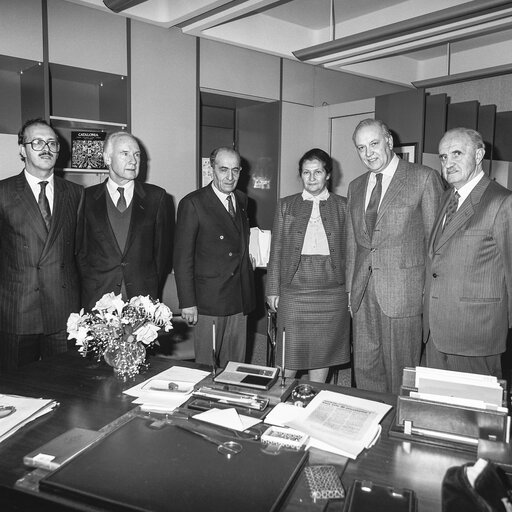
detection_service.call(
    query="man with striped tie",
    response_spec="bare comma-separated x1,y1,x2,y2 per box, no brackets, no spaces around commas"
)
0,118,84,371
77,131,173,310
424,127,512,377
346,119,444,394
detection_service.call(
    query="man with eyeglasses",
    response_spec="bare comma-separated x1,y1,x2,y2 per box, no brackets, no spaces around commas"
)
0,118,84,371
76,131,173,310
174,147,255,367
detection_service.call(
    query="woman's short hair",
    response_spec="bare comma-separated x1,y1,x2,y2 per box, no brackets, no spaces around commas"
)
298,148,332,176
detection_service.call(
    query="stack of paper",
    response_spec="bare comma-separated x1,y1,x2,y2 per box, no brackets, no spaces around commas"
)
0,394,58,444
249,228,271,268
123,366,209,413
413,367,506,411
266,391,391,459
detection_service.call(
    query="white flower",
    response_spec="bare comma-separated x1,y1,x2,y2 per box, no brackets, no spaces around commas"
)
74,326,91,345
129,295,156,315
94,292,125,315
134,323,160,344
66,310,85,337
153,303,173,329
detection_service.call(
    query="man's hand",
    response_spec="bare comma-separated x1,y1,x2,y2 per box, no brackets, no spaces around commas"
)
266,295,279,312
347,292,352,318
181,306,198,325
249,254,256,271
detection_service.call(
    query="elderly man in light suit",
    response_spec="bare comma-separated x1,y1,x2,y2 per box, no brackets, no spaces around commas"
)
424,127,512,377
346,119,444,394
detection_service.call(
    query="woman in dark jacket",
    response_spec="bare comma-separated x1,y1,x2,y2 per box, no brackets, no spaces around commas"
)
266,148,350,382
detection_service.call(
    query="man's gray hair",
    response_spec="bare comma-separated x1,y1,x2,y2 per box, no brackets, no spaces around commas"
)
352,119,392,145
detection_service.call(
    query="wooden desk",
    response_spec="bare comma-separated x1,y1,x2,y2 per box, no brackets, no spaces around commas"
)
0,351,476,511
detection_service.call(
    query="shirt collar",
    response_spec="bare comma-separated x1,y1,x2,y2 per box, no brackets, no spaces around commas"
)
24,169,54,188
211,182,233,202
302,188,330,202
107,177,134,196
455,170,484,203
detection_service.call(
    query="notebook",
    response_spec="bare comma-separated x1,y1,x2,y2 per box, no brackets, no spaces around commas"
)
40,416,308,512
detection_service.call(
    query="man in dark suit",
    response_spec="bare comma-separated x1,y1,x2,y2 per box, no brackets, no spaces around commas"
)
346,119,444,394
0,118,84,371
77,131,172,310
424,127,512,377
174,147,255,367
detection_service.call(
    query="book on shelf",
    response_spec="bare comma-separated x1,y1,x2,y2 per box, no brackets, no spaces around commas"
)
71,130,107,170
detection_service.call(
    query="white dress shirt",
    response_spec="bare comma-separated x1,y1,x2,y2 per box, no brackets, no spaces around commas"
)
364,154,399,210
107,178,135,207
24,170,54,214
211,182,236,213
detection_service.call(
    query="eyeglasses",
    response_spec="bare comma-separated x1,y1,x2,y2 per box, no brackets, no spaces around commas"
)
217,166,242,177
23,138,60,153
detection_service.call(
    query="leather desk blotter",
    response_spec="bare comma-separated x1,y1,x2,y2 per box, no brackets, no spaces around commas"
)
40,416,308,512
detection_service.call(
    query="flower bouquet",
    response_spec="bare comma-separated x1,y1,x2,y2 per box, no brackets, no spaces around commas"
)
67,292,173,379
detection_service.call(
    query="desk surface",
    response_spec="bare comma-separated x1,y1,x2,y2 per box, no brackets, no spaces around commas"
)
0,351,476,511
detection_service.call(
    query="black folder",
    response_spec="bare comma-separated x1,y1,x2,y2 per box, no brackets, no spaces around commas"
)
40,416,308,512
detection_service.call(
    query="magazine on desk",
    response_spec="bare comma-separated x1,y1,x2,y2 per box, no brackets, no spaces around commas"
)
285,390,392,459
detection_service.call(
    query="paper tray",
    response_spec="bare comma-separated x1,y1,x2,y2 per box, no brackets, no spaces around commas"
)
393,393,510,446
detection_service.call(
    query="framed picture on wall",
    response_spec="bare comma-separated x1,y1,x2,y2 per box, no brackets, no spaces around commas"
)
394,143,417,163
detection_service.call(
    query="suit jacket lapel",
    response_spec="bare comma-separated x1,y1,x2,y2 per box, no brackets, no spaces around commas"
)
91,181,123,257
123,181,146,256
435,176,490,250
354,173,372,241
42,177,68,256
206,184,241,237
15,172,49,243
375,160,406,225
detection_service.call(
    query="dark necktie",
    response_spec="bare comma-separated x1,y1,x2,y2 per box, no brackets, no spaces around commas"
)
365,173,383,237
117,187,127,212
226,194,235,219
38,181,51,231
443,189,460,231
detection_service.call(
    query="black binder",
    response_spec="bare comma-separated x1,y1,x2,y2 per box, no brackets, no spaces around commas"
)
40,416,308,512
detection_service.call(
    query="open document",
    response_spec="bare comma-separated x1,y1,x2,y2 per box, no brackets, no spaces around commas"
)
123,366,209,413
286,390,392,459
0,395,58,444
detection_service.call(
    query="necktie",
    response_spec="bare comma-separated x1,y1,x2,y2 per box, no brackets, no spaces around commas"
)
117,187,127,212
365,173,383,237
226,194,235,219
443,189,460,231
38,181,51,231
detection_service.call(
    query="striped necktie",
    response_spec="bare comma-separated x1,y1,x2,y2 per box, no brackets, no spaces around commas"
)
38,181,51,231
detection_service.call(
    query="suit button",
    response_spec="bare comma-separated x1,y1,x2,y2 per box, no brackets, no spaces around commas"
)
433,273,438,278
228,252,233,257
121,262,127,267
220,235,224,239
370,248,376,252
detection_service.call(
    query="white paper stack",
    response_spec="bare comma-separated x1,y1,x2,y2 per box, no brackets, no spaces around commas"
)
413,367,506,411
123,366,210,413
0,395,58,444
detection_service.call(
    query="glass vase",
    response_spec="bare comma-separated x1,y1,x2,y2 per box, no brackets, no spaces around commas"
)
103,335,146,380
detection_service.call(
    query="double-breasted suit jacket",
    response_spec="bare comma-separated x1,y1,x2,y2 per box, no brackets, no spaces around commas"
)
424,175,512,356
0,172,83,335
346,158,444,318
77,180,173,310
173,183,255,317
266,193,347,296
